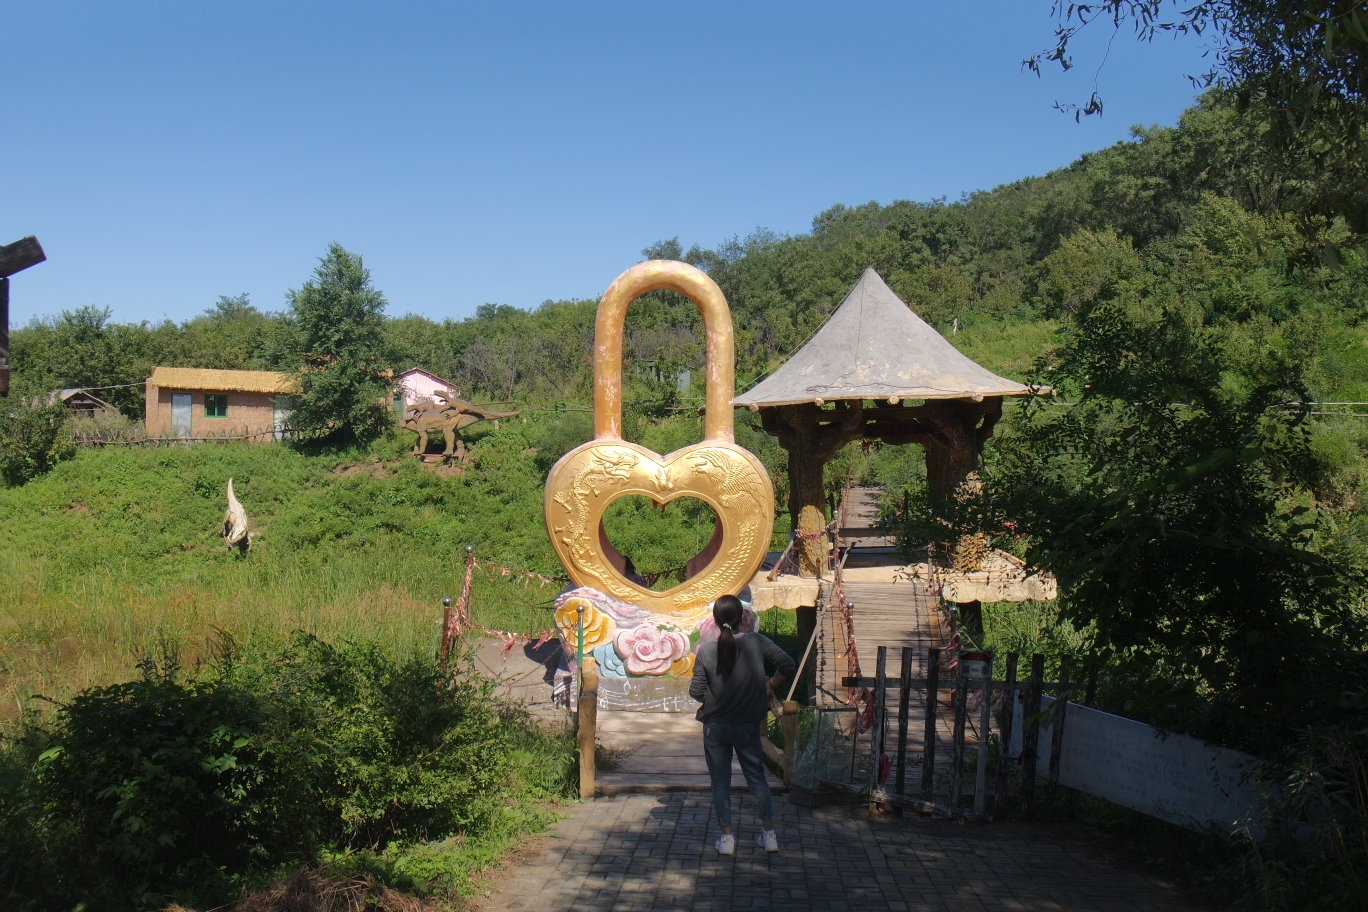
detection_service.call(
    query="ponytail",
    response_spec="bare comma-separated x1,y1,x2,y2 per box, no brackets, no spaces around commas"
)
713,595,744,680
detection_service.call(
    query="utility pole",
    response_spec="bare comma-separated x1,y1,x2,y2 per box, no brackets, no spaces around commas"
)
0,236,48,397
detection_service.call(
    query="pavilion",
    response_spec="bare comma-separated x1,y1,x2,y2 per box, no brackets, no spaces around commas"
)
736,267,1055,639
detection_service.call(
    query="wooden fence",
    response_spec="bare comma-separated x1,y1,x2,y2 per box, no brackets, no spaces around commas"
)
815,647,1078,819
71,428,299,447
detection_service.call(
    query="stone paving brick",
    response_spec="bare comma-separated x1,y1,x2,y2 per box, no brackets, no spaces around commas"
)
477,793,1197,912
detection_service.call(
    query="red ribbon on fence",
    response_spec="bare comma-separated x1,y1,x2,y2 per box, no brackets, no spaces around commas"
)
440,547,561,664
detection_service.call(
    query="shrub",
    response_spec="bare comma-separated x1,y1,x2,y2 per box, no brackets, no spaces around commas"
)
0,396,72,485
0,636,573,912
31,659,287,908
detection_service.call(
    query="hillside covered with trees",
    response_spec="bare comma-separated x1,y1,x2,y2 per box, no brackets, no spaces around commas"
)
17,92,1367,413
12,89,1368,739
5,86,1368,909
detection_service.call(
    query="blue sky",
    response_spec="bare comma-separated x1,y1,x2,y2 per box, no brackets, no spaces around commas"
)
3,2,1212,327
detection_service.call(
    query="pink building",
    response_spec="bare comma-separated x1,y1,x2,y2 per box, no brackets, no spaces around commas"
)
396,368,459,408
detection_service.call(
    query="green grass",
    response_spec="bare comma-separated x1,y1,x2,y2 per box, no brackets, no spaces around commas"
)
0,427,551,719
0,414,800,720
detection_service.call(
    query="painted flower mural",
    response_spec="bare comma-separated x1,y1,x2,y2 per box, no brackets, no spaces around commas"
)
554,596,616,651
552,587,755,679
592,642,627,677
613,624,691,676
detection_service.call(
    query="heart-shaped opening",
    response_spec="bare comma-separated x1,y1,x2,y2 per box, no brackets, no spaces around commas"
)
600,495,721,592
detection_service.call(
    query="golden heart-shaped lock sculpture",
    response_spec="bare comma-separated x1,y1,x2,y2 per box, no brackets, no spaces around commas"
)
544,260,775,616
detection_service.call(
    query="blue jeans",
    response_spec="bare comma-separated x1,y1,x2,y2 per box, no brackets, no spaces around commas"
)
703,720,774,829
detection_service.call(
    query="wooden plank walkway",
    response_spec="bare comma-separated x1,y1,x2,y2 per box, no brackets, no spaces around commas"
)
595,710,783,795
814,576,964,793
835,484,898,547
811,485,976,801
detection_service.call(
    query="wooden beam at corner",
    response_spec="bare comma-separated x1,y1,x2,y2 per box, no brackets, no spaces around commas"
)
0,236,46,279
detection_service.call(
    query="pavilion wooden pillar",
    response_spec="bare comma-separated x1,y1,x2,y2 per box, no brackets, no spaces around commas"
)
760,402,865,577
914,398,1003,515
886,398,1003,639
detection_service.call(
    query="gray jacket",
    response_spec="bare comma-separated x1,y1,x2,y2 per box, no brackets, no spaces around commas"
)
689,633,796,724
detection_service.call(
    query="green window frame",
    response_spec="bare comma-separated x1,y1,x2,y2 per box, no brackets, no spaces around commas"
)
204,394,228,418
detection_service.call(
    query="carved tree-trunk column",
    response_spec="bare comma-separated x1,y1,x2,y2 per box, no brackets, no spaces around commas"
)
760,402,865,577
912,398,1003,640
916,398,1003,513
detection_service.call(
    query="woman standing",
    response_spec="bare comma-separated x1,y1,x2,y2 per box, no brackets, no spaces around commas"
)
689,594,796,855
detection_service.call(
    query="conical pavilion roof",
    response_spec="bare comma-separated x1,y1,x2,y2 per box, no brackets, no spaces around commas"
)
733,267,1036,408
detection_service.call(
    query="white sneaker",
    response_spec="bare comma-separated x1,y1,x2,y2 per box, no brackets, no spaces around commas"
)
715,834,735,855
756,830,778,852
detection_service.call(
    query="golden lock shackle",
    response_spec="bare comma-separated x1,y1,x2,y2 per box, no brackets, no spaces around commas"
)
592,260,735,442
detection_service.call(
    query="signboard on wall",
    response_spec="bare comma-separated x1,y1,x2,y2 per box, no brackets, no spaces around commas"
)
1038,695,1270,836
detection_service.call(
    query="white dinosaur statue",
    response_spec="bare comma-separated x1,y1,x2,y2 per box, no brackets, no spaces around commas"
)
222,477,250,555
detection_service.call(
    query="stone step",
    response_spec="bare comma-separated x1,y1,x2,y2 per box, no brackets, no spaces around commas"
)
596,710,700,734
594,711,784,795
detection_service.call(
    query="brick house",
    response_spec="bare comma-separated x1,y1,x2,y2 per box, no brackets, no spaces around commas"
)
145,367,293,439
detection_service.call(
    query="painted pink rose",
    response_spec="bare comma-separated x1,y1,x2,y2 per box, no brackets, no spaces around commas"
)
613,624,691,676
695,608,758,650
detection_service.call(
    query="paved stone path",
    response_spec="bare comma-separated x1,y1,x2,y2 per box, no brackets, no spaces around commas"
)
477,793,1200,912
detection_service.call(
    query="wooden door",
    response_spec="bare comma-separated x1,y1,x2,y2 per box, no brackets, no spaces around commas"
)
171,393,192,437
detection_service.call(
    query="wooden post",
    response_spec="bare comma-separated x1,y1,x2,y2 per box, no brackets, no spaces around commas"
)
782,700,799,786
1020,653,1044,816
1046,659,1071,810
0,277,8,397
872,646,888,800
1085,661,1099,707
439,596,454,668
921,647,941,800
0,237,48,399
0,237,46,278
894,646,913,795
973,652,993,817
795,606,817,701
949,662,968,809
993,653,1018,811
578,661,599,799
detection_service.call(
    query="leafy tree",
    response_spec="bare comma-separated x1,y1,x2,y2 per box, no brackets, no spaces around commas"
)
11,306,151,417
147,294,274,371
0,393,73,485
985,207,1368,750
283,244,394,446
1027,1,1368,241
1027,1,1368,120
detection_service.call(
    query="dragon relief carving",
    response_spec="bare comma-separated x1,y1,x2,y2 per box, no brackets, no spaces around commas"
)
547,442,772,614
552,448,640,571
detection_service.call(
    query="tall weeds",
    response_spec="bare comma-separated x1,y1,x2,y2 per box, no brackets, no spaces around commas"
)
1246,725,1368,912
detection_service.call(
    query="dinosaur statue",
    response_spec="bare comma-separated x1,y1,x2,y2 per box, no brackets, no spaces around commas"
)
400,392,521,459
222,477,250,555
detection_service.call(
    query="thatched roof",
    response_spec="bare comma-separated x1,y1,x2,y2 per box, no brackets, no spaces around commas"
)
148,367,292,395
733,267,1038,408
